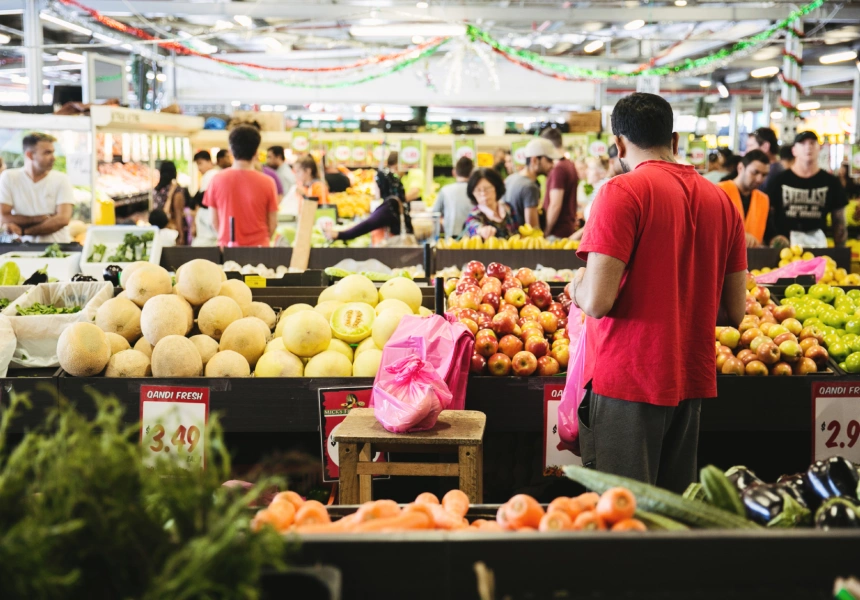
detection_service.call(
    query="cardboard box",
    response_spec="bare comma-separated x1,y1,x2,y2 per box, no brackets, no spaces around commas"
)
567,110,602,134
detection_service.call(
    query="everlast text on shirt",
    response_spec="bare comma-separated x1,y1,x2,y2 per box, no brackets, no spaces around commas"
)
782,185,829,220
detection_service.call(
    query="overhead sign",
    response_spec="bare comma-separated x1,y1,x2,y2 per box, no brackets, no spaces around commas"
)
291,130,310,153
399,139,423,167
512,140,528,167
636,76,660,95
453,139,477,162
688,140,708,168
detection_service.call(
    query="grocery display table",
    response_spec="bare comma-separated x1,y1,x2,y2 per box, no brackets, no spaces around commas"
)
0,368,60,433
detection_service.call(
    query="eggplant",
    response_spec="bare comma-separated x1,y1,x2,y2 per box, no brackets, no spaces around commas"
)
103,265,123,287
805,457,859,505
725,466,764,493
815,498,860,530
71,274,96,282
23,266,48,285
742,484,784,525
776,473,815,510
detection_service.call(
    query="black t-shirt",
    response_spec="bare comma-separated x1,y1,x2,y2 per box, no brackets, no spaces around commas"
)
765,169,847,236
325,171,351,194
739,191,751,216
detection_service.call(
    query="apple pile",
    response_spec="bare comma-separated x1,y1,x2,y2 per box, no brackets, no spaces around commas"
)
715,277,829,376
445,261,570,377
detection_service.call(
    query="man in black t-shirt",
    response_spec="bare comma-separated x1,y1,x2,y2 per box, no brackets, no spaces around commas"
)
765,130,847,247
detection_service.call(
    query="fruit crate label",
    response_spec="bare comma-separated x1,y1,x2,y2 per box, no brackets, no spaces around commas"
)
511,140,528,167
543,383,582,476
318,386,386,482
453,139,476,161
812,382,860,464
244,275,266,288
140,385,209,470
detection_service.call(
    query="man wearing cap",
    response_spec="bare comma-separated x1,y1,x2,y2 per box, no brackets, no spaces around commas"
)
540,127,579,238
765,131,847,247
503,138,558,229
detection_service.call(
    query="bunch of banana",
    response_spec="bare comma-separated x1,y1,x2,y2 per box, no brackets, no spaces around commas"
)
436,235,579,250
518,224,543,238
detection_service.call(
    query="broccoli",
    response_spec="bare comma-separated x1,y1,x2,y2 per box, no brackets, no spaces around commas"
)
122,233,140,262
41,244,68,258
140,231,154,261
88,243,107,263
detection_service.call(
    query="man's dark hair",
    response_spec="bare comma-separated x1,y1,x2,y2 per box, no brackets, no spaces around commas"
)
148,208,169,229
297,155,319,180
216,149,230,162
610,93,674,150
156,161,177,191
23,132,56,153
723,155,741,177
750,127,779,155
268,145,285,160
454,156,474,179
466,168,506,205
708,152,720,166
193,150,212,162
387,151,399,167
779,145,794,161
741,149,770,168
541,127,563,149
228,125,262,161
717,147,734,163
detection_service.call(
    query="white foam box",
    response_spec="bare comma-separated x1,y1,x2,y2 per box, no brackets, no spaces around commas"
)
0,251,81,282
80,225,162,279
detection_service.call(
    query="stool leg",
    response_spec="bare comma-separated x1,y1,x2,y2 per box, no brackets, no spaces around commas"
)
359,443,373,503
339,442,359,505
476,445,484,504
459,444,480,504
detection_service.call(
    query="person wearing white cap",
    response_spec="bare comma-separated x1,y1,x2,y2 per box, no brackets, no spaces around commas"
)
502,137,559,229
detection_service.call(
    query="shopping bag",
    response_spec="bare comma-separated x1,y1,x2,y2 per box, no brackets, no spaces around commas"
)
557,305,588,456
753,256,827,284
373,355,454,433
0,315,17,377
374,314,473,411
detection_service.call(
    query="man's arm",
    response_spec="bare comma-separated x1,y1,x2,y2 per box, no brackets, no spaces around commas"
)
210,207,219,231
571,252,626,319
720,270,747,327
21,204,72,236
544,189,564,236
0,204,48,226
268,211,277,240
431,188,445,215
832,208,847,247
524,206,540,229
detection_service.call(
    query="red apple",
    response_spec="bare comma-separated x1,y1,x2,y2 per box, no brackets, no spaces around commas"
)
481,292,501,312
486,262,510,281
745,360,769,376
501,277,523,294
756,340,781,365
515,268,537,287
551,345,570,368
737,349,757,365
463,260,486,281
539,311,559,334
715,326,726,341
499,334,524,358
771,362,793,376
512,351,538,376
799,326,824,344
746,301,764,318
536,355,560,376
753,285,771,306
475,335,499,358
476,313,492,330
553,329,569,343
491,313,517,336
548,302,566,320
721,356,745,376
557,317,568,331
487,352,512,376
716,352,732,372
804,345,829,368
453,308,478,323
772,332,798,347
476,328,497,341
470,352,487,374
478,303,496,319
717,345,734,356
760,309,776,324
456,278,480,294
519,305,541,321
459,289,482,311
740,328,763,348
444,278,458,296
718,327,741,349
772,305,796,322
746,272,758,291
796,357,818,375
528,286,553,310
759,322,775,336
739,317,761,334
512,324,523,338
459,318,478,336
447,293,459,309
504,287,527,308
524,336,549,358
799,337,820,353
499,304,518,317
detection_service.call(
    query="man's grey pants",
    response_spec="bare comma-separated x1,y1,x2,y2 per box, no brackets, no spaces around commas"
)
577,388,702,494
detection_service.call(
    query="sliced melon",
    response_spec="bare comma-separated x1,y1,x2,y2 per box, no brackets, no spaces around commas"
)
330,302,375,344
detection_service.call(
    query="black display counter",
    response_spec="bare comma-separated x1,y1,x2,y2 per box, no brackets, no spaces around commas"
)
0,368,60,433
747,246,851,270
435,249,585,272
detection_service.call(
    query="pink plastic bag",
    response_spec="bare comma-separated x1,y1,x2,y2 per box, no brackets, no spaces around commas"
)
372,355,454,433
374,314,473,411
557,306,588,456
754,257,826,284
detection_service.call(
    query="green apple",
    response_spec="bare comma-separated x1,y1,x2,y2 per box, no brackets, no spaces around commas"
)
845,320,860,335
824,334,841,348
795,305,819,322
850,337,860,353
822,311,846,329
830,342,851,362
837,329,847,337
840,362,848,372
803,317,822,328
784,284,806,298
848,290,860,301
833,287,846,298
842,333,859,347
836,300,855,314
809,283,835,304
845,352,860,373
821,326,837,337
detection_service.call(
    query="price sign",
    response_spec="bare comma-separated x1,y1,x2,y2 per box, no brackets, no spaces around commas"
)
453,139,476,161
543,383,582,475
636,76,660,95
291,131,310,153
399,140,422,166
244,275,266,288
140,385,209,469
351,144,367,162
334,142,352,163
318,387,385,481
851,145,860,174
813,383,860,463
512,140,528,167
372,144,385,162
66,152,92,186
688,141,707,167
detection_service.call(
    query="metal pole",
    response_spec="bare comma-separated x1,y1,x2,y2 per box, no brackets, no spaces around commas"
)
23,0,44,105
762,83,773,128
729,95,741,153
851,70,860,144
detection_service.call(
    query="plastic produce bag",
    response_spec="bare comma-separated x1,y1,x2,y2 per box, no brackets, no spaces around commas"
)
754,256,827,284
2,281,113,368
557,306,588,456
374,314,473,411
373,355,453,433
0,315,17,377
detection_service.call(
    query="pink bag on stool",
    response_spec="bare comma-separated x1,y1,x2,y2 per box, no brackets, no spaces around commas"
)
557,305,588,456
373,355,454,433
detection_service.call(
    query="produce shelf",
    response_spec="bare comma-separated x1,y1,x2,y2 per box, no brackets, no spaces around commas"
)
435,249,585,272
159,246,221,271
747,247,851,271
0,368,61,433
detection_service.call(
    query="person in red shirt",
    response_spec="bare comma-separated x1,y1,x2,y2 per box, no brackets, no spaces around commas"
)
541,127,579,238
571,93,747,492
203,125,279,247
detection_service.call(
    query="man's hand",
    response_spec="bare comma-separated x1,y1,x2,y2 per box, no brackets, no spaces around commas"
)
477,225,496,240
745,233,759,248
5,223,21,236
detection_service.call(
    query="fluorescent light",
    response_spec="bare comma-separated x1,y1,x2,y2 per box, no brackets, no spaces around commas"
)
155,73,166,82
699,80,711,87
771,111,783,120
0,9,23,15
56,51,85,63
10,75,28,84
416,1,429,7
231,100,241,107
820,50,857,64
412,35,425,44
624,19,645,30
92,32,121,45
264,37,282,50
751,66,779,78
234,15,253,27
42,79,49,85
40,12,92,36
674,0,687,5
260,105,274,112
214,20,234,31
797,101,820,111
717,82,729,98
274,105,287,112
0,34,10,44
349,24,466,37
583,39,604,53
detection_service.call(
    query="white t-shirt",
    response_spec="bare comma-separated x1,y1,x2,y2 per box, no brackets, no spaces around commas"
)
200,166,221,192
0,168,74,243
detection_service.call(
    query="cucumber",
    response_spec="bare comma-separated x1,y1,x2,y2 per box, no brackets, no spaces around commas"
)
635,510,689,531
682,483,707,503
324,267,352,278
700,465,746,517
563,465,761,529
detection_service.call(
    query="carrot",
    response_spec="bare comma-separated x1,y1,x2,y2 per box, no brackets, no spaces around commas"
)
504,494,545,530
478,520,503,532
547,497,582,520
572,510,606,531
573,492,600,512
267,499,296,528
539,511,572,532
442,489,470,519
251,506,293,533
611,518,647,532
471,518,487,528
271,490,304,512
596,487,637,525
429,504,467,530
496,504,513,530
295,522,349,535
356,499,401,523
294,500,331,527
517,526,537,532
415,492,441,505
353,511,432,533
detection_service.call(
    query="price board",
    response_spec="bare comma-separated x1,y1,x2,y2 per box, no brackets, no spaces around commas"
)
453,139,477,161
351,144,367,163
291,130,310,153
512,140,528,167
688,141,708,168
318,386,386,482
140,385,209,469
812,382,860,463
851,144,860,175
399,140,422,167
543,383,582,475
586,134,608,158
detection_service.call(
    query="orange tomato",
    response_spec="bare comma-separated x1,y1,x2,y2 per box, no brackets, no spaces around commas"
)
415,492,441,505
442,489,470,519
572,510,606,531
596,488,637,525
504,494,545,530
539,511,572,532
610,518,647,532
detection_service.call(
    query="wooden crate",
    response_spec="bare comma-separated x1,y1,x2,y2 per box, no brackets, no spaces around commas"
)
567,110,602,134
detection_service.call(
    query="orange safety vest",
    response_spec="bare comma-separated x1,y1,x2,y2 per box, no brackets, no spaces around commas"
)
717,180,769,244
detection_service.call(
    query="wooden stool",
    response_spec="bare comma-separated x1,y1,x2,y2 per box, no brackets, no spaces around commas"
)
335,408,486,505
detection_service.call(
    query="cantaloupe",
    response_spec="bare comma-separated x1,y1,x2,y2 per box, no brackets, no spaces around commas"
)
140,294,188,346
265,337,286,354
281,311,331,357
333,274,378,306
151,335,203,377
219,318,267,367
197,296,243,340
379,277,422,314
219,280,253,311
254,349,304,377
190,334,219,365
372,308,411,349
244,302,276,330
330,302,374,344
106,332,130,356
354,337,379,358
125,266,172,307
133,337,153,358
304,350,353,377
243,316,272,341
317,285,338,305
176,296,195,335
95,297,141,343
205,350,250,377
120,261,159,289
105,349,151,377
284,303,314,317
418,306,432,317
353,348,383,377
375,298,412,316
58,322,111,377
314,300,343,322
176,259,223,306
328,339,355,362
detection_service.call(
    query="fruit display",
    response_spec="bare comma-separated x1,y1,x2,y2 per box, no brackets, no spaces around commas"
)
436,264,577,283
221,261,295,278
437,233,579,250
324,266,423,281
750,252,860,286
328,189,372,218
85,232,155,264
96,161,154,198
444,261,570,377
252,487,648,534
714,279,831,376
58,263,429,379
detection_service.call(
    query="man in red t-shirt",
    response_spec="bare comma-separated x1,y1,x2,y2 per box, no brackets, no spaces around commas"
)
203,125,278,247
541,127,579,238
571,93,747,492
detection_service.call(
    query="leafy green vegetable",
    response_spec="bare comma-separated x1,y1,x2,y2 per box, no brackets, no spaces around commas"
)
87,244,107,263
16,303,82,316
103,233,152,263
40,244,68,259
0,298,10,310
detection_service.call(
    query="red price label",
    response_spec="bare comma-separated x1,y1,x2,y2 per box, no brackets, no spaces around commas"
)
141,385,209,469
812,383,860,463
822,419,860,450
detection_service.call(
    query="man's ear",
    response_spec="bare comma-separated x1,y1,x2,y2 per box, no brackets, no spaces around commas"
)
615,136,627,159
671,132,680,157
